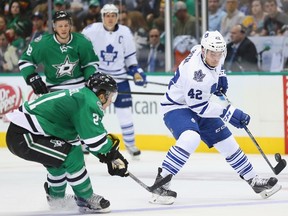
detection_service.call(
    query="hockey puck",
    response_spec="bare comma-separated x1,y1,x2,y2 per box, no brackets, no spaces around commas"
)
275,153,282,162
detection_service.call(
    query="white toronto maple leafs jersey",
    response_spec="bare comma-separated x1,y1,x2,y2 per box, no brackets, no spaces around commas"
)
82,23,138,82
161,45,226,118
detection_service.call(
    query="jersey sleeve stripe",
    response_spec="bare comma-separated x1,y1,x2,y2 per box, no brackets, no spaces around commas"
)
124,51,136,59
83,133,108,152
189,101,208,109
165,93,185,105
199,103,209,115
99,67,122,72
18,60,36,70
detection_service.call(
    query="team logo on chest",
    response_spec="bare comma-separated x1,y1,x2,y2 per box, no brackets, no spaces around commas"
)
53,55,78,78
101,44,118,65
193,70,206,82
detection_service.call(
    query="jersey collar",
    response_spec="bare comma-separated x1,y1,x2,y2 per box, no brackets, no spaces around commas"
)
201,54,215,70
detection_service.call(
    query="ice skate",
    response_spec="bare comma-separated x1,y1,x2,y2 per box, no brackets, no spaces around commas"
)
75,193,110,213
126,145,141,160
149,168,177,205
44,182,76,210
246,175,282,199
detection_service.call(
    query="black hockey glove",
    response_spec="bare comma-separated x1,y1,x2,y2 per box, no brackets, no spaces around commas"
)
26,73,49,95
97,134,129,177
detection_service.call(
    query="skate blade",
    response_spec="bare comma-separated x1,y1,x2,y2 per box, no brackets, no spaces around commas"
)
78,206,111,214
260,184,282,199
149,194,175,205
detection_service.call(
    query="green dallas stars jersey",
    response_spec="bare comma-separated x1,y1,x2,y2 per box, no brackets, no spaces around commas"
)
7,87,112,154
19,32,99,86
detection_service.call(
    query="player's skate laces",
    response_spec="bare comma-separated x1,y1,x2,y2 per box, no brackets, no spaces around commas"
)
44,182,76,210
126,145,141,157
149,168,177,205
246,175,282,198
75,193,110,213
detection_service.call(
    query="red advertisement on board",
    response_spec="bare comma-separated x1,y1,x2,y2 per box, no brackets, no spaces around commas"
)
0,83,22,121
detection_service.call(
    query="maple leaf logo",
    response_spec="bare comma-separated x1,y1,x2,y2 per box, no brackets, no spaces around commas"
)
193,70,206,82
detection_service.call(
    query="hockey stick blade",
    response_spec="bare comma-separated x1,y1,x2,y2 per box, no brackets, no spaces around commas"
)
273,153,287,175
128,172,172,192
221,93,287,175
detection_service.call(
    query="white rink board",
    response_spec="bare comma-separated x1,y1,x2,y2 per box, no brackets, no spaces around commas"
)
0,75,284,138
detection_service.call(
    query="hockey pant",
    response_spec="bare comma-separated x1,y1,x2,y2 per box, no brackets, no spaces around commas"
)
6,122,71,168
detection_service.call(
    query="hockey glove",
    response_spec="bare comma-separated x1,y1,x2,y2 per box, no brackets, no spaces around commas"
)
97,134,129,177
220,105,250,128
214,75,228,96
26,73,49,95
128,65,147,86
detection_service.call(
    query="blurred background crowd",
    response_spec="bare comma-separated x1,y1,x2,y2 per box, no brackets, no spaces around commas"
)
1,0,288,73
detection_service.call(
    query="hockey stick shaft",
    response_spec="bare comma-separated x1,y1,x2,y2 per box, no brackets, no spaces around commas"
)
243,125,276,171
128,171,172,192
128,172,151,191
242,125,286,175
221,93,286,175
112,160,172,192
118,91,164,96
117,78,169,87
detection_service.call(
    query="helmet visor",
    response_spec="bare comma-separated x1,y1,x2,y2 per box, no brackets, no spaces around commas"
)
111,92,118,103
105,91,118,103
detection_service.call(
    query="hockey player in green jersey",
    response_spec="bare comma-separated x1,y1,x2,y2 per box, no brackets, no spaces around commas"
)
18,10,99,94
5,73,129,214
19,10,100,154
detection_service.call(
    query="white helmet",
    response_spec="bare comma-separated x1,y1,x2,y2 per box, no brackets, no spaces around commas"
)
101,4,119,21
201,31,226,52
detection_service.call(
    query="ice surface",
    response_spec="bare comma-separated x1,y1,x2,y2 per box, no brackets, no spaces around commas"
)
0,149,287,216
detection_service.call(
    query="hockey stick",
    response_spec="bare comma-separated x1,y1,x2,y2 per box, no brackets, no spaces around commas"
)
128,171,173,192
112,160,172,192
118,91,164,96
116,78,169,87
221,93,287,175
243,125,286,175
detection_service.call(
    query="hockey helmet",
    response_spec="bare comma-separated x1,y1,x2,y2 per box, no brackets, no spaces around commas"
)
52,11,72,24
201,31,226,53
101,4,119,20
86,72,118,101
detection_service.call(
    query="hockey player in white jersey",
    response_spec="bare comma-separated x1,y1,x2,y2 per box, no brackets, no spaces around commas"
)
82,4,146,158
149,31,281,205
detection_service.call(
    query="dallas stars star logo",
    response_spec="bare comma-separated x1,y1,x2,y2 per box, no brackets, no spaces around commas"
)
193,70,206,82
53,56,78,78
50,139,65,147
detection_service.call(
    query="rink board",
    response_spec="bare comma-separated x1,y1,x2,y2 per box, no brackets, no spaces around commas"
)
0,74,287,154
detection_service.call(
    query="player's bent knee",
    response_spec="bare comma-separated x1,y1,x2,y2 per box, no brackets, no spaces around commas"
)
175,130,201,154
